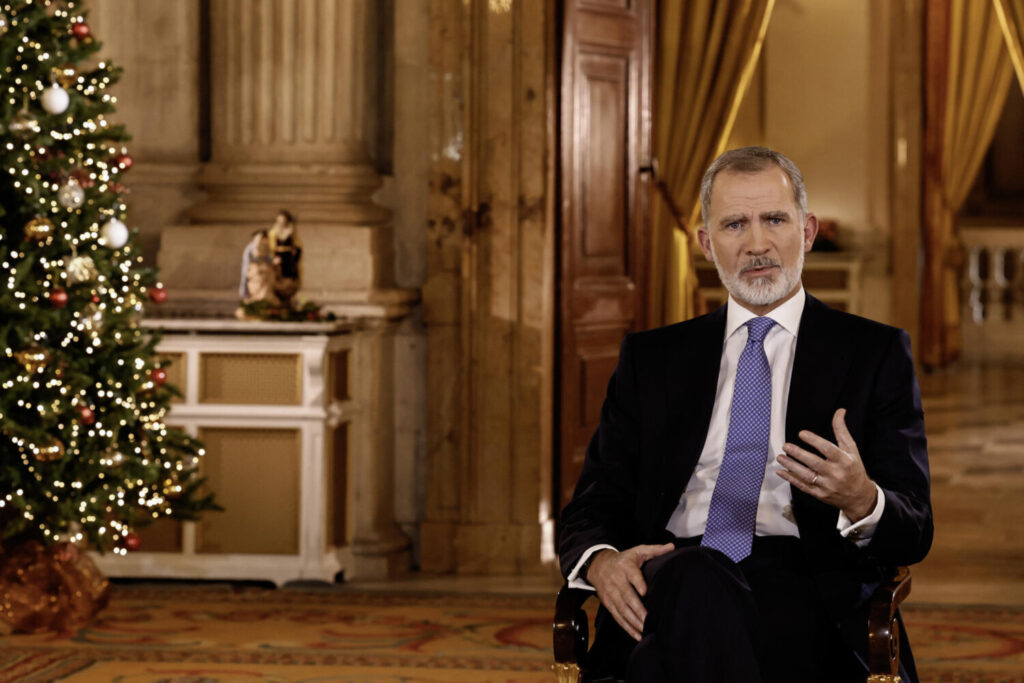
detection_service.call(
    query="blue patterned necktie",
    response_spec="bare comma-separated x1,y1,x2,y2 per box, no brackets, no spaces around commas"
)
701,316,777,563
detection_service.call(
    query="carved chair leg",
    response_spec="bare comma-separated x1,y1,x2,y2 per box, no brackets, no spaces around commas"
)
552,662,582,683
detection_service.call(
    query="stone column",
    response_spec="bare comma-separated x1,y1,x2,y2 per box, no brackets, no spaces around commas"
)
346,320,412,578
162,0,413,578
419,0,557,575
192,0,386,226
161,0,405,314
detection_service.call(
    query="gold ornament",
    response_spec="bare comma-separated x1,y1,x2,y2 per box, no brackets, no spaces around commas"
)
14,344,51,373
66,255,98,283
34,438,66,462
53,64,77,89
8,109,40,138
24,217,55,244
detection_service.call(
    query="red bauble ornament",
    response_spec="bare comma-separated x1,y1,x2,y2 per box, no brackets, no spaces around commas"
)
49,289,69,308
151,368,168,385
77,405,96,425
72,169,95,188
124,532,141,551
115,153,133,170
91,294,100,303
71,21,90,39
148,285,168,304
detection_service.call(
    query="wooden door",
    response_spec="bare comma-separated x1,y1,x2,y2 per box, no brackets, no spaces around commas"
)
558,0,653,512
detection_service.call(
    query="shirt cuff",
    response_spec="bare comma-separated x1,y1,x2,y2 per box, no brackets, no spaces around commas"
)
567,544,617,590
837,483,885,546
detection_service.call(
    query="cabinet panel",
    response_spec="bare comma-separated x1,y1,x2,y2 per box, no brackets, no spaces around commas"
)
199,353,302,405
135,517,184,553
197,427,301,555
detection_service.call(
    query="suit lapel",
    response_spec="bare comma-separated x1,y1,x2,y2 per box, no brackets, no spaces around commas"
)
787,295,855,539
659,305,727,523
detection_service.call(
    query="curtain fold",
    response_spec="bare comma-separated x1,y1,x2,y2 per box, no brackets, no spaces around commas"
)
994,0,1024,92
648,0,774,327
921,0,1014,368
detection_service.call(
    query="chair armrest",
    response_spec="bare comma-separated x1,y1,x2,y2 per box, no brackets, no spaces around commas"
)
867,566,912,681
553,584,594,665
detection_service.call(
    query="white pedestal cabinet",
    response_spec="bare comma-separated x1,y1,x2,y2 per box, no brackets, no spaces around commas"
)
91,319,410,586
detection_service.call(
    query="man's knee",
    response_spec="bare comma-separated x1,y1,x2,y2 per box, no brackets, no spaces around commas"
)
644,546,751,609
644,546,740,584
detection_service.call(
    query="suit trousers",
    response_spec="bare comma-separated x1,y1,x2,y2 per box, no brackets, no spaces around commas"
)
588,536,866,683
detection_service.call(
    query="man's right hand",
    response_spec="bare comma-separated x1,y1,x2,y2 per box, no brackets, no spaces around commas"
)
587,543,675,641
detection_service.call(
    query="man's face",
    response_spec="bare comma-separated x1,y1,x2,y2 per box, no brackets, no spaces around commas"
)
698,167,818,314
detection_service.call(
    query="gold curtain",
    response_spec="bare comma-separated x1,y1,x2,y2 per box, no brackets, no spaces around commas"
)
921,0,1013,368
994,0,1024,92
648,0,775,327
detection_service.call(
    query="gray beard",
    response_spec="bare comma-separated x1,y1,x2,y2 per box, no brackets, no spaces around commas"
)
710,248,804,309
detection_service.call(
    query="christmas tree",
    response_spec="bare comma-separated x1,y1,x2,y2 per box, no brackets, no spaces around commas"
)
0,0,216,570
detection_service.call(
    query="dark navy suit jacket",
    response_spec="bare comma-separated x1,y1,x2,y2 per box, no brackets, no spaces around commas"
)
558,294,933,679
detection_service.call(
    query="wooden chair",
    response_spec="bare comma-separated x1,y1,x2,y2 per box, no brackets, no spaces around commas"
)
553,566,912,683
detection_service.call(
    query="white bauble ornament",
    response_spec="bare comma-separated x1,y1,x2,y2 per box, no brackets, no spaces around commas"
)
99,218,129,248
41,83,70,115
58,179,85,209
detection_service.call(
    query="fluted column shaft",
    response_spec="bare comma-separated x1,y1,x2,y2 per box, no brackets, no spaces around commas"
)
194,0,386,225
189,0,409,579
212,0,368,164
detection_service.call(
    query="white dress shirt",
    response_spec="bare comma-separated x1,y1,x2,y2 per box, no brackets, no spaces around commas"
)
568,288,884,590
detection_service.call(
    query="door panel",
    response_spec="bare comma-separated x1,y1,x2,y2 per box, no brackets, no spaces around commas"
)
559,0,652,511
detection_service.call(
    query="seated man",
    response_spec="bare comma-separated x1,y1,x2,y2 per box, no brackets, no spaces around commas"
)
558,146,932,682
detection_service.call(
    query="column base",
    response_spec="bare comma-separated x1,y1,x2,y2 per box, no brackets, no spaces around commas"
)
420,521,552,574
346,536,412,580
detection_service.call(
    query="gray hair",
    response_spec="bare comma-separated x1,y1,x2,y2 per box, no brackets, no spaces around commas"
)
699,146,807,226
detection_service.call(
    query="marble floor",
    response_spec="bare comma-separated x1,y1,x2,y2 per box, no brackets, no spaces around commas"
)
911,355,1024,606
354,326,1024,609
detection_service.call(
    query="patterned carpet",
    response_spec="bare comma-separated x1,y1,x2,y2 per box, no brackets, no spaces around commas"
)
0,585,1021,682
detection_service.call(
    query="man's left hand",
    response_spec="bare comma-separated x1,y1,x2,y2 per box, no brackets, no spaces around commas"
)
777,408,877,522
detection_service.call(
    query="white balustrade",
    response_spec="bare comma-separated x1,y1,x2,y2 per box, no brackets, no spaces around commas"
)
960,226,1024,324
